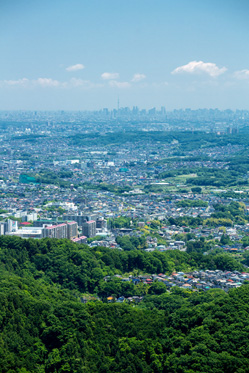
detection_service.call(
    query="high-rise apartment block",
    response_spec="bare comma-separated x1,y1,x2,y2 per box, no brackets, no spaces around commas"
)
82,220,96,238
67,221,78,239
43,223,68,239
43,221,78,239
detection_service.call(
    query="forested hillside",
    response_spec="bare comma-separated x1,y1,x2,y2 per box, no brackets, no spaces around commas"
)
0,236,245,296
1,237,249,372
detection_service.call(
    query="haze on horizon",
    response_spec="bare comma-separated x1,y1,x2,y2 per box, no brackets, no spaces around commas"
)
0,0,249,111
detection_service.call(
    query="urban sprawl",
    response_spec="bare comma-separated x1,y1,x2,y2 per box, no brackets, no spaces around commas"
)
1,108,249,301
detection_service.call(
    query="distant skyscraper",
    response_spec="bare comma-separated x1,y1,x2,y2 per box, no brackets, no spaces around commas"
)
148,107,156,116
132,106,139,115
160,106,166,115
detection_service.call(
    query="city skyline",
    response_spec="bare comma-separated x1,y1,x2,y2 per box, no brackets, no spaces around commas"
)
1,0,249,110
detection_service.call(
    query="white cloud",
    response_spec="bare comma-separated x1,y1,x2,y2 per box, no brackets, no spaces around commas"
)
66,63,85,72
0,78,60,88
0,77,103,90
69,78,103,88
109,80,131,88
131,73,146,82
1,78,29,86
101,72,119,80
36,78,60,87
172,61,227,77
69,78,90,87
234,69,249,80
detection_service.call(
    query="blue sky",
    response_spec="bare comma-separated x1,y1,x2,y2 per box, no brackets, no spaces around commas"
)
0,0,249,110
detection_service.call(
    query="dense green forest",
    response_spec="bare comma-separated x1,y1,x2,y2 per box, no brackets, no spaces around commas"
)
3,273,249,373
1,236,249,372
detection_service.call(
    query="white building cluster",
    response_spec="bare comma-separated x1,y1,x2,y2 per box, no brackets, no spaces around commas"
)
1,219,78,240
